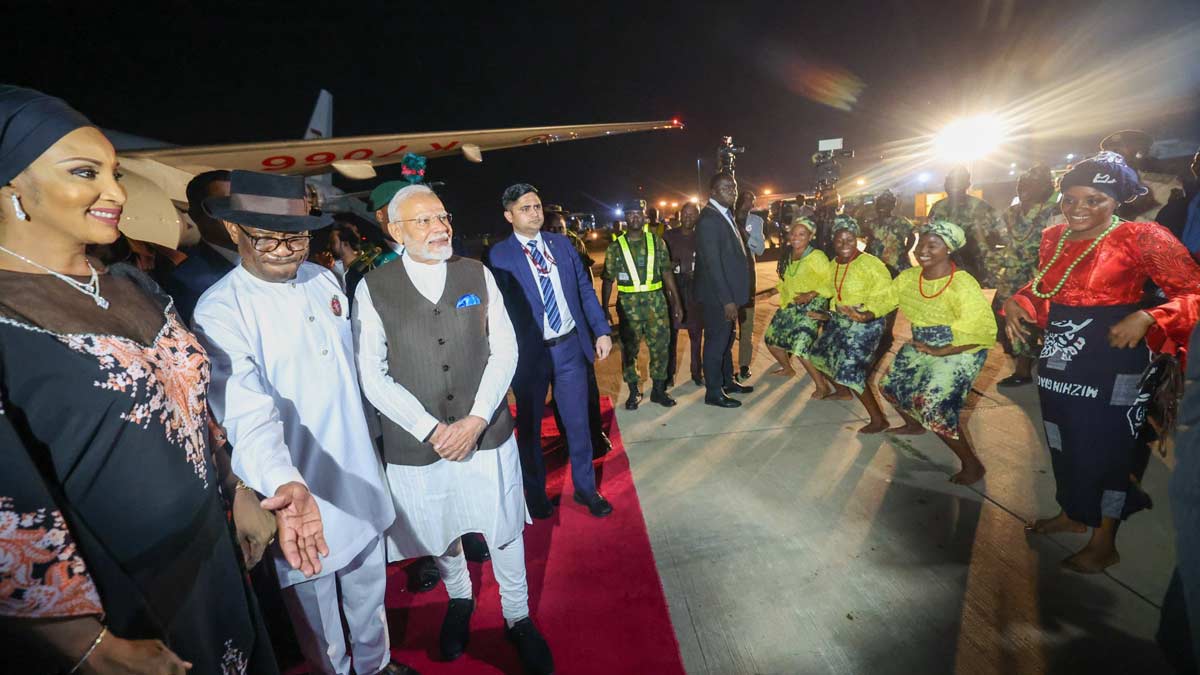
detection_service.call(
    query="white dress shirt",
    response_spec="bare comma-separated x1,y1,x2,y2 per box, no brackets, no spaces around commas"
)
352,255,528,561
512,231,577,339
194,262,396,586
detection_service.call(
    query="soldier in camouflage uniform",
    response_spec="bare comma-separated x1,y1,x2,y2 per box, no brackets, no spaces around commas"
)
862,190,914,277
601,200,684,409
928,166,1002,285
989,164,1057,387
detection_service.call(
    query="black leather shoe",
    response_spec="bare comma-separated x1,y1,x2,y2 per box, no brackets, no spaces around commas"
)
462,533,490,562
650,380,677,407
440,598,474,661
591,432,612,459
726,382,754,394
624,384,642,410
506,617,555,675
378,660,420,675
692,374,704,386
704,394,742,408
573,490,613,517
527,493,555,520
413,556,440,593
737,366,752,381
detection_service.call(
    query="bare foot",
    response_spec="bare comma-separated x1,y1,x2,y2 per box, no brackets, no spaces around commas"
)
826,389,853,401
950,462,986,485
1025,511,1088,535
768,366,796,377
811,388,832,400
1061,546,1120,574
887,423,926,436
858,419,888,434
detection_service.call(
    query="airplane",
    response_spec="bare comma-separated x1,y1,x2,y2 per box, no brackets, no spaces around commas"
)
109,93,684,249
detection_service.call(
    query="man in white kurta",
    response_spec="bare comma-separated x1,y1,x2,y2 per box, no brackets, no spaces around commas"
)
352,184,553,673
191,171,403,675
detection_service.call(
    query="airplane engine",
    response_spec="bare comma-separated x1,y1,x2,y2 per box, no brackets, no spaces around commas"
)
116,166,185,250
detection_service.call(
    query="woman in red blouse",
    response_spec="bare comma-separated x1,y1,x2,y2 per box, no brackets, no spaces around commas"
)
1004,152,1200,573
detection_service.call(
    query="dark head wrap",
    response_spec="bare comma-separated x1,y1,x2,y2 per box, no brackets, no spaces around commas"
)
0,85,92,185
831,214,860,236
1059,151,1148,204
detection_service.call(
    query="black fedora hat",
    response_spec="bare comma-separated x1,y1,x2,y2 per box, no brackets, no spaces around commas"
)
204,170,333,233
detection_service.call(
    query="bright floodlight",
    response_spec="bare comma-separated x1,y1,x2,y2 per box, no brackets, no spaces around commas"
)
917,172,931,183
614,208,623,217
1066,153,1075,161
688,196,698,203
856,178,866,186
933,114,1006,163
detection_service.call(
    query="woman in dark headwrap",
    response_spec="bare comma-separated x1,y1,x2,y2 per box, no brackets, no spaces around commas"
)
880,220,996,485
807,215,896,432
0,86,316,673
1004,151,1200,573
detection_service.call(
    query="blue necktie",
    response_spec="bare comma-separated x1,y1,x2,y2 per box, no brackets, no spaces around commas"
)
527,240,562,332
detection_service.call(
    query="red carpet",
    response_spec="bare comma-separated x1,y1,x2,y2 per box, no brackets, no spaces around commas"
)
371,397,683,673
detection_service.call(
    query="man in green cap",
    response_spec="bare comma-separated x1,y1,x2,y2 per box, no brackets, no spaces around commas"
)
862,189,914,277
341,180,407,305
601,199,684,409
927,165,1001,284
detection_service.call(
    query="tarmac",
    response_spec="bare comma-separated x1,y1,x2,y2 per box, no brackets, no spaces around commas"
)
590,258,1177,674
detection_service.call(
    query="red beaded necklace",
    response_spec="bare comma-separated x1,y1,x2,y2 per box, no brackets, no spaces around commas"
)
918,263,956,299
833,252,860,302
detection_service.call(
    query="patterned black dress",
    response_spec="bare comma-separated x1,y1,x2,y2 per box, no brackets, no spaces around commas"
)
0,264,276,674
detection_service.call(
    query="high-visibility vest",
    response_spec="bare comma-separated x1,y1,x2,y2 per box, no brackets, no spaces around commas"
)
615,230,662,293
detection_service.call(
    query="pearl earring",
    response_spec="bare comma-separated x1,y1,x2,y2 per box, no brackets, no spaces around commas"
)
10,194,28,221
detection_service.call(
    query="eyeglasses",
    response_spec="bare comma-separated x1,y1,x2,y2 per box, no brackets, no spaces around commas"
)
392,212,453,229
238,225,312,253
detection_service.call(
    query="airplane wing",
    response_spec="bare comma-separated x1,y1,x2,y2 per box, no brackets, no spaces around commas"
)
122,119,683,178
115,119,683,249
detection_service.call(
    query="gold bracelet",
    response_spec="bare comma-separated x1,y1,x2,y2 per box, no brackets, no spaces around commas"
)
69,625,107,674
235,479,255,493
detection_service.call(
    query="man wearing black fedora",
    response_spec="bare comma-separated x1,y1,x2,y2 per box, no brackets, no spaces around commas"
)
192,171,413,675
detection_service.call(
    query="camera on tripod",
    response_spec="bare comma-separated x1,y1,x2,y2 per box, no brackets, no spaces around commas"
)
811,138,854,192
717,135,745,176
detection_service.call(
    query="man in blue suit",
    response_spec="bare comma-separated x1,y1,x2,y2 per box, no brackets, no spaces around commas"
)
158,170,238,324
487,183,615,518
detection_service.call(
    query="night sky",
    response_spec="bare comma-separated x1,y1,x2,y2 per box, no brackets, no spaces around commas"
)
10,0,1200,236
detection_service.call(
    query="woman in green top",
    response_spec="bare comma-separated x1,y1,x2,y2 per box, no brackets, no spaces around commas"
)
764,218,832,384
880,221,997,484
807,216,897,432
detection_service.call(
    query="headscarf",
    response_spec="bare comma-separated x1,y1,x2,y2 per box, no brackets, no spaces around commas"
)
921,219,967,252
830,214,860,236
0,85,92,185
792,215,816,233
1059,151,1148,204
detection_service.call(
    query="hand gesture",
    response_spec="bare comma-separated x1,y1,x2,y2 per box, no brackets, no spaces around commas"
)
231,485,277,569
792,291,818,306
723,303,739,321
430,416,487,461
807,310,831,322
85,634,193,674
1002,297,1034,345
595,334,613,361
671,304,684,326
260,482,328,577
1109,310,1155,349
838,304,875,323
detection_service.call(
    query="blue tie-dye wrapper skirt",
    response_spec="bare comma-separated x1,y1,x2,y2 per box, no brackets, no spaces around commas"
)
808,311,885,394
880,325,987,439
764,296,828,358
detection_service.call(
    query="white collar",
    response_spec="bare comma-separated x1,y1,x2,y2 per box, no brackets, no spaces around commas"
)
513,231,543,249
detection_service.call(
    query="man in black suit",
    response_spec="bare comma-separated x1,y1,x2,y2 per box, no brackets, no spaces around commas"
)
158,170,238,324
694,173,754,407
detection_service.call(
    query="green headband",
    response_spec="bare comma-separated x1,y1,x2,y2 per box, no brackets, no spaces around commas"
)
792,216,816,233
921,219,967,252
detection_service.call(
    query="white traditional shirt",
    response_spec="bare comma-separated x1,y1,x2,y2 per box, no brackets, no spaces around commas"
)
512,231,577,339
193,262,395,587
353,255,527,561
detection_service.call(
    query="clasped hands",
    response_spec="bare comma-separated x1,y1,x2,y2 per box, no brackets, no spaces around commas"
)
430,415,488,461
1002,297,1153,349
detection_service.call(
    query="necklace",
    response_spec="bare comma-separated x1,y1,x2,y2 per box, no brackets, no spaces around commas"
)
0,244,109,309
1030,216,1121,300
833,252,859,302
919,263,956,299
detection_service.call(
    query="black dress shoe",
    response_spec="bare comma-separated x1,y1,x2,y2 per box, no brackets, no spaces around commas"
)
378,660,420,675
704,394,742,408
692,374,704,386
998,374,1032,388
650,380,677,407
462,533,490,562
440,598,474,661
527,494,555,520
726,382,754,394
506,617,555,675
624,385,642,410
737,366,752,381
414,556,440,593
591,432,612,459
572,490,614,517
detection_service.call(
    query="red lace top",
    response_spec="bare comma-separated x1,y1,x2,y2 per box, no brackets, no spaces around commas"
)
1011,221,1200,356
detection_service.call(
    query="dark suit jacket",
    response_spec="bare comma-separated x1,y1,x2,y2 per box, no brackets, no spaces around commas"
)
158,242,237,325
694,203,750,309
486,232,611,382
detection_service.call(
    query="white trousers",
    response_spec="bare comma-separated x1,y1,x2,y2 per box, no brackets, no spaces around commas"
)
436,534,530,622
281,535,390,675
